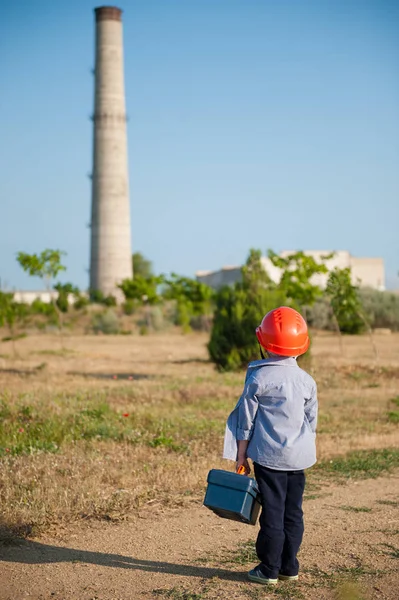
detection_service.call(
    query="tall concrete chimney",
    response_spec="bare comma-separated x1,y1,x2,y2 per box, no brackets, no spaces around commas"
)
90,6,132,298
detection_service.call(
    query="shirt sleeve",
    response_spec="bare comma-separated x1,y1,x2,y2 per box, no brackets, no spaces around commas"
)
236,374,260,441
304,382,318,434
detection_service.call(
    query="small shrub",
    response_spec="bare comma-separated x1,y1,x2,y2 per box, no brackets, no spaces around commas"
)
123,299,136,315
91,310,120,334
89,289,116,307
30,299,56,316
103,295,117,307
73,295,89,310
325,268,365,334
359,288,399,331
306,298,334,331
208,250,288,371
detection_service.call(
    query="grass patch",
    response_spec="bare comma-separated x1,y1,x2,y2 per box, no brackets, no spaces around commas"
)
313,448,399,480
376,500,399,507
390,396,399,407
0,390,224,457
153,589,206,600
34,348,76,356
339,505,372,513
222,540,257,565
2,333,27,342
0,395,135,456
387,411,399,423
381,543,399,559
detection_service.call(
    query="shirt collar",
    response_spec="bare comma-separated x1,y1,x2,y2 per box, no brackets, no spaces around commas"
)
248,357,298,369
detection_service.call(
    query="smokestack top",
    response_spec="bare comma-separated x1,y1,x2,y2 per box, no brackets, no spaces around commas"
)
95,6,122,22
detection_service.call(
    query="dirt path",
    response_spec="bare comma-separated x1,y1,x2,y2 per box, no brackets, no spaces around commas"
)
1,473,398,600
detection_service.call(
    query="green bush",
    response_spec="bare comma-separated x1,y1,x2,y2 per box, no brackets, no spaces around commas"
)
89,289,116,307
358,288,399,331
306,298,335,331
325,268,365,334
91,309,120,334
30,298,56,316
73,294,89,310
208,250,288,371
123,299,136,315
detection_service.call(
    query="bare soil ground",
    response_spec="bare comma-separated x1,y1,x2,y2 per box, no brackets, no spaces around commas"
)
1,473,398,600
0,331,398,599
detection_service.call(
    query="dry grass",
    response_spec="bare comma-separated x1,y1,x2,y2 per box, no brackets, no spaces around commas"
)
0,330,398,539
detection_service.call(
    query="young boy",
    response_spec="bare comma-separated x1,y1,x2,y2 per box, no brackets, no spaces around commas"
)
223,306,318,585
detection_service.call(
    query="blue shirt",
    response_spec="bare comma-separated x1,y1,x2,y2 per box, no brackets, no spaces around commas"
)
223,357,318,471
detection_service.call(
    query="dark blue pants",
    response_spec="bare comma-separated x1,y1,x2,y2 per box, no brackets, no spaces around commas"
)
254,463,305,579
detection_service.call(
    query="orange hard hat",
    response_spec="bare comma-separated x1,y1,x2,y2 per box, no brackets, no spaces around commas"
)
256,306,310,356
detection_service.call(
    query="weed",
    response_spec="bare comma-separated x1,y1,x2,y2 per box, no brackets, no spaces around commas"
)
272,585,306,599
376,500,399,507
153,588,205,600
375,528,399,536
387,411,399,423
380,543,399,559
390,396,399,407
339,506,372,513
2,333,27,342
221,540,257,565
35,348,76,356
153,579,217,600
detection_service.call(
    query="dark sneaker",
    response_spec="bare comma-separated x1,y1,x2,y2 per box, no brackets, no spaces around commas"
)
278,573,299,581
248,565,278,585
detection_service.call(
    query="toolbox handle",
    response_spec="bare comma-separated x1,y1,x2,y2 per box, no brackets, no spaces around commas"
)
236,465,246,475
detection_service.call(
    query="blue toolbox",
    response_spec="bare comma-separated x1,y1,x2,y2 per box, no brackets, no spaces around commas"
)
203,469,261,525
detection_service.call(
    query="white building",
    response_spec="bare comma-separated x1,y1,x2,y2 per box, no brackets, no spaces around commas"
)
196,251,385,291
12,291,77,305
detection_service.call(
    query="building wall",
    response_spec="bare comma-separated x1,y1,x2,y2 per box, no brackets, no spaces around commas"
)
195,267,242,289
350,257,385,291
196,251,386,291
12,291,77,305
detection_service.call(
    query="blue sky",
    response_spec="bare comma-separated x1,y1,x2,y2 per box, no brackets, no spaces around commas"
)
1,0,398,290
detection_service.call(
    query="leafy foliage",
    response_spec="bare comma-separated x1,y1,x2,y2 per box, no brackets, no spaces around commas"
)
54,282,80,313
358,288,399,331
17,249,67,335
91,309,120,334
0,292,24,334
119,275,165,305
132,252,153,278
89,289,117,306
268,249,330,307
208,249,287,370
163,274,214,331
325,268,365,334
17,249,66,286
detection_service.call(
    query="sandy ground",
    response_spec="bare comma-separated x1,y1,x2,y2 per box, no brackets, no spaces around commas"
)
1,332,398,599
1,472,398,600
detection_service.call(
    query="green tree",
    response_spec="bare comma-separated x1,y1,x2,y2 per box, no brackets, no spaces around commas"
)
132,252,153,278
54,282,80,313
119,275,165,305
208,249,286,370
267,250,330,309
17,249,67,336
162,274,214,331
325,268,365,334
0,292,25,356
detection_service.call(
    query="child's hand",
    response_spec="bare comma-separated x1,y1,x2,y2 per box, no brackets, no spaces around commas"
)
236,457,251,475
